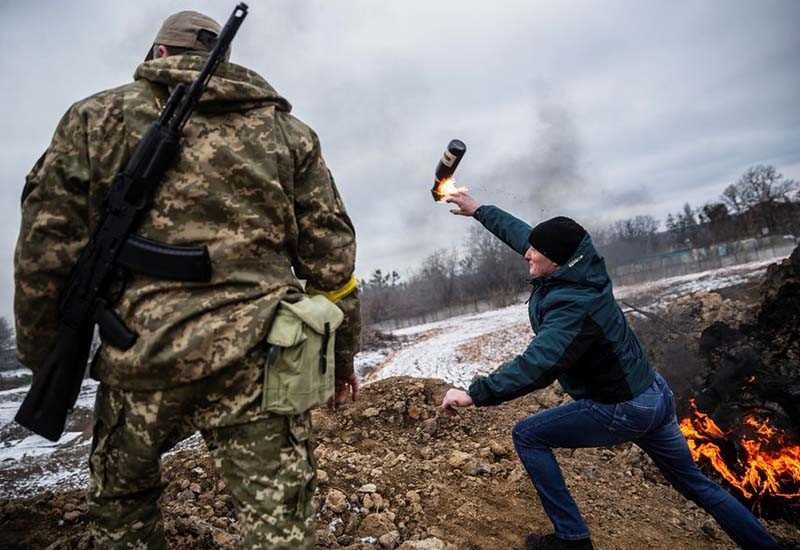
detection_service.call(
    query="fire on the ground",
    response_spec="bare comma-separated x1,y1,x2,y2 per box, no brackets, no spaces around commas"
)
680,398,800,500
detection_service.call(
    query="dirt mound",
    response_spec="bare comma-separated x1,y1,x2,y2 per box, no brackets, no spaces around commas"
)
695,246,800,427
756,244,800,349
2,376,799,549
667,291,753,336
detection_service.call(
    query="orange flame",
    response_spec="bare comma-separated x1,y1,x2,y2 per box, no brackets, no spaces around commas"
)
433,177,467,202
679,399,800,500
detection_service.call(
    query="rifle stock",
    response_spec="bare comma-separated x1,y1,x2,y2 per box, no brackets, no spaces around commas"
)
15,324,93,441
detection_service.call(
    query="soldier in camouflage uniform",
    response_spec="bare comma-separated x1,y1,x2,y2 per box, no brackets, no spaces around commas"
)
14,10,361,549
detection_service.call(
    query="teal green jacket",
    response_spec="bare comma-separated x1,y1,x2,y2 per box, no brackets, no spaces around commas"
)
467,206,655,406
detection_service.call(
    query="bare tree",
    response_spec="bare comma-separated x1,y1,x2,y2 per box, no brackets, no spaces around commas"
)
587,224,613,248
599,215,661,264
420,248,460,309
0,317,13,351
739,165,798,204
722,165,799,232
462,225,528,304
721,183,747,215
611,215,660,242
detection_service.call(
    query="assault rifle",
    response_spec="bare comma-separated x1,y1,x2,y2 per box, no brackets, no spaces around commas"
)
15,3,249,441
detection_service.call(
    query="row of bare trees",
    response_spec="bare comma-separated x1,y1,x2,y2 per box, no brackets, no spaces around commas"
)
594,165,799,266
667,165,800,248
360,225,530,324
361,165,799,325
591,215,662,266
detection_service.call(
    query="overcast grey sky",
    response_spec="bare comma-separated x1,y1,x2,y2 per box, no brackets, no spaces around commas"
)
1,1,798,322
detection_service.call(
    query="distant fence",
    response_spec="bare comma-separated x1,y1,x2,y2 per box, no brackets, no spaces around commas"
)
370,296,524,332
367,235,797,332
609,234,797,286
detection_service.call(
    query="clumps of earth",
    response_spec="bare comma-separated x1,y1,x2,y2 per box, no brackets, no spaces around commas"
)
628,287,763,414
3,376,800,549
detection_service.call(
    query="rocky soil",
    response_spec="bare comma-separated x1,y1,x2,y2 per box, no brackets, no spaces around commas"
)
2,375,799,549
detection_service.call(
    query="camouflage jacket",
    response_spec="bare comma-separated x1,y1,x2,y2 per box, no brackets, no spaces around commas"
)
15,54,361,390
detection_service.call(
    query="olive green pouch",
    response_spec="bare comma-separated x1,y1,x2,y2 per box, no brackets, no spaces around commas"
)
263,295,344,415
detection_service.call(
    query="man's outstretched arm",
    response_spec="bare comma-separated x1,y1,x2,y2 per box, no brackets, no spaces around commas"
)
446,190,532,256
468,299,593,407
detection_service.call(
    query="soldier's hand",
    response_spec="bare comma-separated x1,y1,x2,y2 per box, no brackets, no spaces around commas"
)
329,373,360,410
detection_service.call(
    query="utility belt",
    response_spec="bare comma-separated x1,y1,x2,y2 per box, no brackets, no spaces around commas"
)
261,275,357,415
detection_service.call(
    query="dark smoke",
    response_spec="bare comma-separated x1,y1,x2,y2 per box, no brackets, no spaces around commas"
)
478,101,586,218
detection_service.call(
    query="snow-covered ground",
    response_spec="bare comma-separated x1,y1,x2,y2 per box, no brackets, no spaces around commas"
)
371,304,528,387
0,254,788,499
613,257,779,308
0,380,97,497
0,377,203,498
0,368,32,379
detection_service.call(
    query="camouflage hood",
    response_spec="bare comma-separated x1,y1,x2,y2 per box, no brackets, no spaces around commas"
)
134,53,292,113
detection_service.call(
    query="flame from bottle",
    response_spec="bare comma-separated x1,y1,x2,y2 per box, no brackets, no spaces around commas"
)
433,177,467,203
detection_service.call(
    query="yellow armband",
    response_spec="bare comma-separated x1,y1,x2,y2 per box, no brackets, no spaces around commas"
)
306,274,358,304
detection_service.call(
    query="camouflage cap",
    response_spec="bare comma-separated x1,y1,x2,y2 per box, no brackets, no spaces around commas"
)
145,10,221,61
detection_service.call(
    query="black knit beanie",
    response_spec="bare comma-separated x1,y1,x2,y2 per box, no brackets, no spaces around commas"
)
527,216,586,265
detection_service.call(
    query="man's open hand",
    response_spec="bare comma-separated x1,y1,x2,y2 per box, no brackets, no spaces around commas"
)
445,190,480,216
440,388,474,415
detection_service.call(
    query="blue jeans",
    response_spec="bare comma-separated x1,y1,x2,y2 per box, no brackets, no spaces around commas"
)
511,374,781,549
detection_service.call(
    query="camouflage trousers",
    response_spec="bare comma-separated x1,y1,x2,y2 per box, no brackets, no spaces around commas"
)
87,346,317,549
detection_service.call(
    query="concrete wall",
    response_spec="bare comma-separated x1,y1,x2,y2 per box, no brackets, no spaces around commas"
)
609,234,797,286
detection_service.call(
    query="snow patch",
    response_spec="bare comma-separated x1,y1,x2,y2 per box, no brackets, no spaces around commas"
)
0,368,32,379
0,432,84,461
376,303,528,387
614,257,779,309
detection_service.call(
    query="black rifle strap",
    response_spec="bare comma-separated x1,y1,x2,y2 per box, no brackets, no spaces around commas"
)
320,322,331,374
